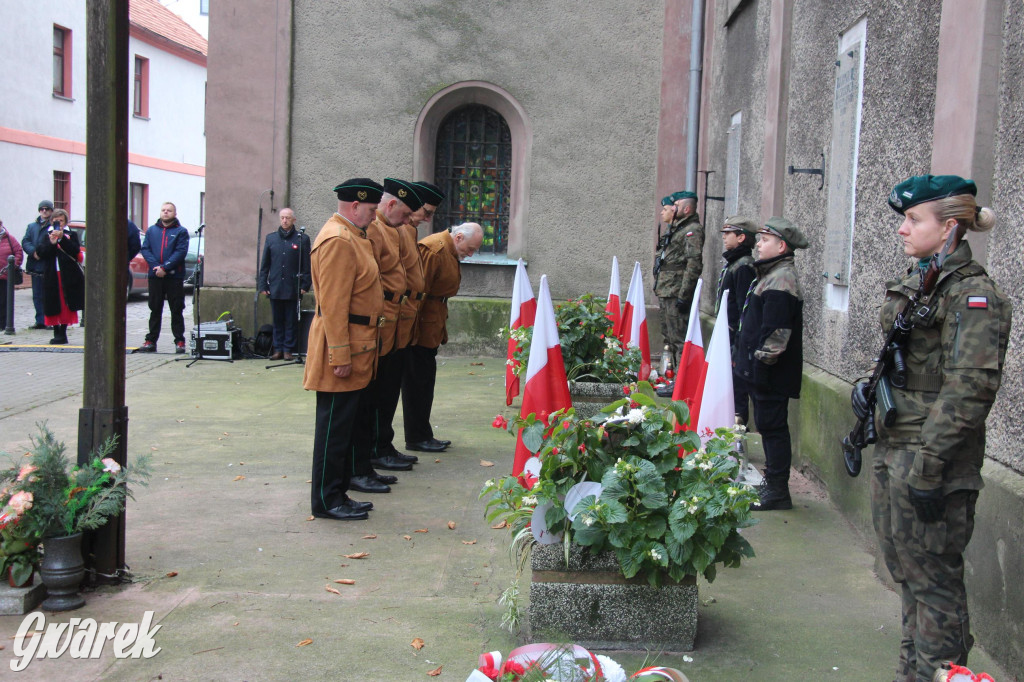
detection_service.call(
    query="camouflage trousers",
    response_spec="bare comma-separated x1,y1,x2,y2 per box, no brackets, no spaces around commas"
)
871,443,977,682
658,295,690,364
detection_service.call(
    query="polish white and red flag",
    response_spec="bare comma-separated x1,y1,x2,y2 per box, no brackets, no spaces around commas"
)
694,289,736,443
512,275,572,480
505,259,537,405
605,256,622,336
672,278,705,430
619,261,652,380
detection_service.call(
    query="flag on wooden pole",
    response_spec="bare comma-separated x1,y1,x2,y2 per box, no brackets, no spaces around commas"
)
605,256,622,335
672,279,705,430
505,259,537,405
620,261,651,380
512,275,571,478
694,290,736,442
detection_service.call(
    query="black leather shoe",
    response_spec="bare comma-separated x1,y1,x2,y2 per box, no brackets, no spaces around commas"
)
312,505,368,521
374,472,398,485
430,438,452,448
405,440,446,453
350,475,391,493
344,496,373,512
393,450,418,464
372,455,413,471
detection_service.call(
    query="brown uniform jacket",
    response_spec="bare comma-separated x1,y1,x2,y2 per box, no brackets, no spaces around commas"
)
302,214,383,393
414,230,460,349
366,211,406,356
397,223,425,349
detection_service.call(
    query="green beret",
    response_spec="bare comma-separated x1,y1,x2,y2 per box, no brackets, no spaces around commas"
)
383,178,424,212
722,215,759,239
759,216,808,250
333,178,384,203
661,190,697,206
413,181,445,206
887,175,977,215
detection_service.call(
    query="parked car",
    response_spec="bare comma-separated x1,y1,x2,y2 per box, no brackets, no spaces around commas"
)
183,236,204,288
67,221,157,298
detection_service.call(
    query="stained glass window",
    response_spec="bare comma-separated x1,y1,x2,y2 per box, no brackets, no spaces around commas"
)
433,105,512,254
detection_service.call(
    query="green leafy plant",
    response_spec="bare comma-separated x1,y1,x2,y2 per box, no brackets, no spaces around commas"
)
482,382,758,599
0,425,151,540
502,294,642,383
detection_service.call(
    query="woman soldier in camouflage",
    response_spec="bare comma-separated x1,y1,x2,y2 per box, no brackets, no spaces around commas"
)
872,175,1012,682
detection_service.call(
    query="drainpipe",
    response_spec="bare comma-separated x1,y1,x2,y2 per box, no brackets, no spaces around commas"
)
685,0,705,192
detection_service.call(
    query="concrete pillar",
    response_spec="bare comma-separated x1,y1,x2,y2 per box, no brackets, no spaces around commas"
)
759,0,793,221
930,0,1004,265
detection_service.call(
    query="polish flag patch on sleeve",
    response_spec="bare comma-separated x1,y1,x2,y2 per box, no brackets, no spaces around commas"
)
966,296,988,309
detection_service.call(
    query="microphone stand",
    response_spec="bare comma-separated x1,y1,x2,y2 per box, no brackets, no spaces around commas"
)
253,189,274,338
179,223,223,366
267,225,308,368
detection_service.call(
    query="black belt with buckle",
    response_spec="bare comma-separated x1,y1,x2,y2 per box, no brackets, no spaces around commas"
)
404,290,426,302
349,313,387,327
383,289,409,304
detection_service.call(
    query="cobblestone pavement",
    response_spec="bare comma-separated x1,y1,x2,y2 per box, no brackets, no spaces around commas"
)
1,285,194,418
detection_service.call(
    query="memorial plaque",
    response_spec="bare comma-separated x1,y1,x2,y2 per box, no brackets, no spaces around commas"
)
724,112,742,217
824,40,863,286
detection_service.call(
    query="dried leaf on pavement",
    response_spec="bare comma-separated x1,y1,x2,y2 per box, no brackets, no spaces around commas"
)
325,585,341,595
447,521,456,530
232,475,245,481
296,638,313,647
344,552,369,559
362,534,378,539
491,520,508,529
462,540,477,545
434,459,441,463
306,515,315,521
427,665,443,676
411,637,425,650
414,528,429,533
403,535,412,540
334,579,356,585
480,460,494,467
165,571,178,578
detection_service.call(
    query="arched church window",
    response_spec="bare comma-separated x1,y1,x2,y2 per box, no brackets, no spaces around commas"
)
433,104,512,254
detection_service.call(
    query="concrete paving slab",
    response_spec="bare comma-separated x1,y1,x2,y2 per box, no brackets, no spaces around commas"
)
0,346,1012,681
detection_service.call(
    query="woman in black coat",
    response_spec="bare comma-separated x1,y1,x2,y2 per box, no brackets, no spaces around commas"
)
35,208,84,344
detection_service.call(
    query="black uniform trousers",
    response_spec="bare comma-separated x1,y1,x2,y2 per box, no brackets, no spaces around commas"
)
733,372,751,425
375,346,406,454
402,344,438,443
351,351,397,475
147,276,186,343
311,389,362,515
751,388,791,482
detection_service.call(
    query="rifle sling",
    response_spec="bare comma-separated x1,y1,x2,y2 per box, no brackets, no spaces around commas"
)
901,372,942,393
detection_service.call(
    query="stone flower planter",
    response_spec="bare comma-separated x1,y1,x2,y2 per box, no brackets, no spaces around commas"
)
568,380,627,420
529,542,697,652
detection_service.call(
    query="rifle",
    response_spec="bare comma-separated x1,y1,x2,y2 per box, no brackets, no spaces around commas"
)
840,227,959,477
654,222,663,285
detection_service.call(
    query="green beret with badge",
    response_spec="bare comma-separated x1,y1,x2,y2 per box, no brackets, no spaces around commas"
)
887,174,977,215
722,215,759,240
333,178,384,203
661,190,697,206
759,216,808,250
383,178,424,212
413,181,446,206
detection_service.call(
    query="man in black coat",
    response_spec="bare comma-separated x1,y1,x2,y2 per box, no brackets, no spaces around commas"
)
22,199,54,328
259,208,311,360
716,216,757,426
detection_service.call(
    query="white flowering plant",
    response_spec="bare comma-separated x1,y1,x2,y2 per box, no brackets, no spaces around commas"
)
482,382,758,591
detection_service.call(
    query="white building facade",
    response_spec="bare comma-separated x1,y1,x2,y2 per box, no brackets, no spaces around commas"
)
0,0,206,235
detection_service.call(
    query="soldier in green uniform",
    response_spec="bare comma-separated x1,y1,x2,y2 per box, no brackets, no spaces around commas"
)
654,190,704,375
870,175,1012,682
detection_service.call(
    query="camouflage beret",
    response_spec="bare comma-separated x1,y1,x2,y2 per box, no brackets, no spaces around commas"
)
759,216,808,250
887,175,977,215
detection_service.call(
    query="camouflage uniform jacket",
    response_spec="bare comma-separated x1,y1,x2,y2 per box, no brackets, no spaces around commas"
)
654,212,704,301
876,241,1011,493
733,253,803,398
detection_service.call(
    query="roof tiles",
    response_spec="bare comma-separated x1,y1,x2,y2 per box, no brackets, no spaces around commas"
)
130,0,208,57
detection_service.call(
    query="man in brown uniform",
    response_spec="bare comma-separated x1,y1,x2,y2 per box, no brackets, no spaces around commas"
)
303,178,384,521
372,181,446,465
402,222,484,451
350,178,424,491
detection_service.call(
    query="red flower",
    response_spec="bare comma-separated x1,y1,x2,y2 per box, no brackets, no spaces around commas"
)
622,385,631,395
599,334,605,339
491,415,508,429
629,400,640,409
478,665,501,680
539,410,549,423
501,660,526,677
578,444,586,453
550,447,560,455
562,420,571,430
